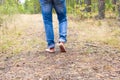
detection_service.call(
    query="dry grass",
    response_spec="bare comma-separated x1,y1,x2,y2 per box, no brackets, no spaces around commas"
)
0,14,46,54
0,14,120,80
67,17,120,49
0,14,120,55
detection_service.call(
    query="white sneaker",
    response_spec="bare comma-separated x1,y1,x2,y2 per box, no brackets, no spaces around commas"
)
45,48,55,53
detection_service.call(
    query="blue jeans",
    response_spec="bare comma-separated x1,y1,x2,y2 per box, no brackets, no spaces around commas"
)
40,0,67,48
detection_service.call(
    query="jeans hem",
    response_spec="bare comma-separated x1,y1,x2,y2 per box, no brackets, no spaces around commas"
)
48,44,55,49
59,38,67,43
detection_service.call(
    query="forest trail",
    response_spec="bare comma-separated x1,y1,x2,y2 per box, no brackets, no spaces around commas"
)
0,14,120,80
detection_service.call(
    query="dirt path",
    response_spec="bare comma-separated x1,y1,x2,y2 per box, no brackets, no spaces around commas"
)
0,14,120,80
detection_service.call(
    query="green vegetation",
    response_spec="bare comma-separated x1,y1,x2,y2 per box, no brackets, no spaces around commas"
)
0,0,40,15
0,0,119,15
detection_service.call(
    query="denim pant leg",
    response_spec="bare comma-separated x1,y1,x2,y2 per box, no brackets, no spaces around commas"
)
53,0,67,43
40,0,55,48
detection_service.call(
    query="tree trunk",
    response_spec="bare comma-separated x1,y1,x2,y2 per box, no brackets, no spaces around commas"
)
84,0,91,12
112,0,117,11
112,0,117,4
76,0,83,5
0,0,4,5
98,0,105,18
118,2,120,18
76,0,79,4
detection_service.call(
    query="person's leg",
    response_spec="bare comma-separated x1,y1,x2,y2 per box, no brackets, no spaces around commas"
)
53,0,67,52
53,0,67,43
40,0,55,49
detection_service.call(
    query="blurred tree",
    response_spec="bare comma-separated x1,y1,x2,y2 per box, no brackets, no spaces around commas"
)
112,0,117,11
94,0,120,20
0,16,3,27
0,0,4,5
76,0,83,5
84,0,91,12
117,0,120,20
24,0,40,14
95,0,105,19
0,0,19,14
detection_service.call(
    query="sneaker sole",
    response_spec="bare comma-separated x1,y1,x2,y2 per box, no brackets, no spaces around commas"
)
45,49,55,53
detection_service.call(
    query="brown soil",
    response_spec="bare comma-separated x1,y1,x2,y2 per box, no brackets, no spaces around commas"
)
0,14,120,80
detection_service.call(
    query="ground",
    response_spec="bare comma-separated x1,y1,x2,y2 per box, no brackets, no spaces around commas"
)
0,14,120,80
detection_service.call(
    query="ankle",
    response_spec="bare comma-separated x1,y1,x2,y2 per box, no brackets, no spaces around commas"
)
50,47,54,50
